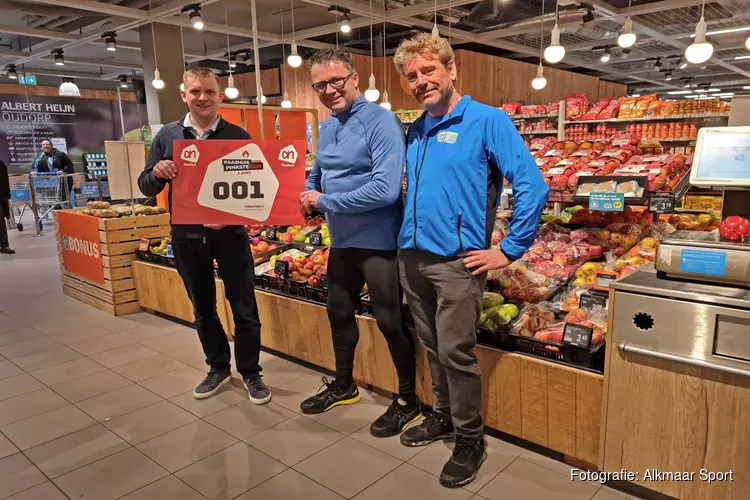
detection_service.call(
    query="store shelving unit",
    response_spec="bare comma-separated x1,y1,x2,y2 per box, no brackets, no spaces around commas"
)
564,112,729,124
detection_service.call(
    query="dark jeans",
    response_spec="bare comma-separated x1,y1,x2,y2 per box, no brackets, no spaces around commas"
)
326,247,417,398
0,218,8,248
399,250,487,440
173,231,262,378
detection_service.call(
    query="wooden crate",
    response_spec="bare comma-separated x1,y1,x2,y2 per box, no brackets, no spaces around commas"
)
56,211,170,316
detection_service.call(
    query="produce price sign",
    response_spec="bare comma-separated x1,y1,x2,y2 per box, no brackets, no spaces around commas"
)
648,195,675,214
589,192,624,212
563,323,593,349
171,140,306,226
579,292,608,311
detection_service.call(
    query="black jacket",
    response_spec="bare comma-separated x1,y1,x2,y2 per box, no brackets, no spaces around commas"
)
138,115,251,240
0,161,10,219
33,149,74,174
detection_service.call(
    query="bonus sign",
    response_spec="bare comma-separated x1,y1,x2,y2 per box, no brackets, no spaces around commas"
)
171,140,305,226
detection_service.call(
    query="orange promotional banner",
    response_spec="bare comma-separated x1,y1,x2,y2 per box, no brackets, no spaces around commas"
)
170,140,305,226
57,211,104,284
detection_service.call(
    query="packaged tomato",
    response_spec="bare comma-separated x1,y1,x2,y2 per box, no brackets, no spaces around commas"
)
501,103,520,115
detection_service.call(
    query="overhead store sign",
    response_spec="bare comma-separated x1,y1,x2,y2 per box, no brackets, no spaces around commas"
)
171,140,306,226
57,211,105,284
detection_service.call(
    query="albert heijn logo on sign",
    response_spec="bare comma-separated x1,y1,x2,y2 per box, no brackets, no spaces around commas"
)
180,144,200,165
279,145,298,167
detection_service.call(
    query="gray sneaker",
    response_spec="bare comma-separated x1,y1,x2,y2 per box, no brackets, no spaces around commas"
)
244,375,271,405
193,371,231,399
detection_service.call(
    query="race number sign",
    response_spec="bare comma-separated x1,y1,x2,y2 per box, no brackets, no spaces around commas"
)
171,140,306,225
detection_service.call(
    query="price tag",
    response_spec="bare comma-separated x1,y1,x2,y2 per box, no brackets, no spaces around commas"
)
266,227,277,240
563,323,593,349
544,149,565,157
613,139,631,146
555,159,576,166
546,167,569,175
587,161,606,168
593,271,619,291
535,158,547,167
599,151,622,158
138,239,151,252
274,260,290,277
648,195,675,214
615,165,648,174
531,143,547,151
589,192,625,211
320,273,329,289
309,232,322,246
571,151,592,157
579,292,608,311
165,244,174,259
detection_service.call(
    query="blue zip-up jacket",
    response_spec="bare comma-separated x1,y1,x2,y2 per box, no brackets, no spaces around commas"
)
399,95,548,260
305,94,405,250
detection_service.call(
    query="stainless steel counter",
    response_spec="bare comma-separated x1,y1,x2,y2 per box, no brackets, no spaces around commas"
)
610,266,750,378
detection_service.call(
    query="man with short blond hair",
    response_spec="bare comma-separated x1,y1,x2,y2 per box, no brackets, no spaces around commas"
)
138,68,271,405
394,34,548,487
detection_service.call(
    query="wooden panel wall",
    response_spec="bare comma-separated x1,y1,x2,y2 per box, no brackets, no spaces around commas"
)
261,50,625,122
0,84,136,101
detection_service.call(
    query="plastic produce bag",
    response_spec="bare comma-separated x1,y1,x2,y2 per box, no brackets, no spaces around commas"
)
511,302,557,338
488,261,559,303
478,303,519,330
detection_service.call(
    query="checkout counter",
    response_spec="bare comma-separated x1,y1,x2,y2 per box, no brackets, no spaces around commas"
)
601,126,750,499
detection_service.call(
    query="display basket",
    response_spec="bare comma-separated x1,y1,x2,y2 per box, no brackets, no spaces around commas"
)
499,332,605,373
305,282,328,305
135,250,167,266
263,273,308,299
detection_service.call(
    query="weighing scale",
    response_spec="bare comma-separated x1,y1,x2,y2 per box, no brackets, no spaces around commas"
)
655,126,750,287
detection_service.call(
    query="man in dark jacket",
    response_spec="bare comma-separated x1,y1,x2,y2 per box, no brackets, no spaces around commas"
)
0,160,14,254
137,68,270,405
32,140,74,200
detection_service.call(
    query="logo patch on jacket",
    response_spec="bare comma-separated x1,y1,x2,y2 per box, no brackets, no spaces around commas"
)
437,131,458,144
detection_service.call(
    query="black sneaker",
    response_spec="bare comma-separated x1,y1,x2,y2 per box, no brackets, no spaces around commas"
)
439,437,487,488
370,397,422,438
0,248,14,254
300,377,360,414
400,411,454,447
244,375,272,405
193,371,230,399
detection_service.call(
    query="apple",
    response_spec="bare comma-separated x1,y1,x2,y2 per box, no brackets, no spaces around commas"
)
308,275,321,287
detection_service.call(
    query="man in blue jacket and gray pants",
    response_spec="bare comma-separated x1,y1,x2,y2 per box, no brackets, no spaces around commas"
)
299,48,420,438
393,34,549,487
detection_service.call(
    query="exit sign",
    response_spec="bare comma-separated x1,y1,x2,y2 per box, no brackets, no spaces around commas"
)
19,75,37,85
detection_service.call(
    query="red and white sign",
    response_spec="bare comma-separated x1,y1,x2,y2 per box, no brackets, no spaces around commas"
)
171,140,306,226
57,211,104,284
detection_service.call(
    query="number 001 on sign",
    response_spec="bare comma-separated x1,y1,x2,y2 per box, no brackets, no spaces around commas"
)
171,140,306,226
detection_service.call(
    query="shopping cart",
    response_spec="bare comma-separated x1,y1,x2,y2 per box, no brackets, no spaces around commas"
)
9,173,74,234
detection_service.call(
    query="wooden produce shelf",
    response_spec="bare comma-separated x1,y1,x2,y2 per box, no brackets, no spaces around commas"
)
131,262,603,465
56,211,170,316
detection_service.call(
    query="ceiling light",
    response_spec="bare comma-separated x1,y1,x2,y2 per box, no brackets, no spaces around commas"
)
104,35,116,52
620,48,631,59
684,79,692,88
665,72,672,81
53,50,64,66
531,63,547,90
379,90,391,110
281,90,292,108
581,9,594,25
152,68,164,89
680,61,688,69
734,55,750,60
667,90,691,95
254,94,266,104
618,17,636,48
119,75,128,88
287,41,302,67
696,88,707,93
600,49,611,63
190,8,204,30
685,8,713,64
654,58,663,68
6,65,17,79
630,93,641,97
544,23,565,63
228,54,236,68
340,15,351,33
224,75,239,99
707,88,721,92
746,35,750,50
744,85,750,90
716,93,734,97
364,73,380,101
58,78,80,97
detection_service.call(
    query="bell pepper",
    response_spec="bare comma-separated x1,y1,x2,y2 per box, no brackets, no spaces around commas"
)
719,216,750,241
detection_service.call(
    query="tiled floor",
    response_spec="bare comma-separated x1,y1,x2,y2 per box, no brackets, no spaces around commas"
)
0,230,650,500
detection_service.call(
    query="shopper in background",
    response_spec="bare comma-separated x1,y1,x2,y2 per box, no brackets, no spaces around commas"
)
299,48,421,438
32,139,74,201
393,34,548,487
0,160,14,255
137,68,271,405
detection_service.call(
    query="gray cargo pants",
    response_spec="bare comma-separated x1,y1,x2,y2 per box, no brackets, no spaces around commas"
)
398,249,486,440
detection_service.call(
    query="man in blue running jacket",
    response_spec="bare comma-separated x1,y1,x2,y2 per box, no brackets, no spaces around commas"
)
393,34,549,488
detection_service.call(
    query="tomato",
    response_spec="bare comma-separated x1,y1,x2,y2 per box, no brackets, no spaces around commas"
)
719,216,750,241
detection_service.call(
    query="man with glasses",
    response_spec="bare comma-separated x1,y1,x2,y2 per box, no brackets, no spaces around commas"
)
299,48,421,438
